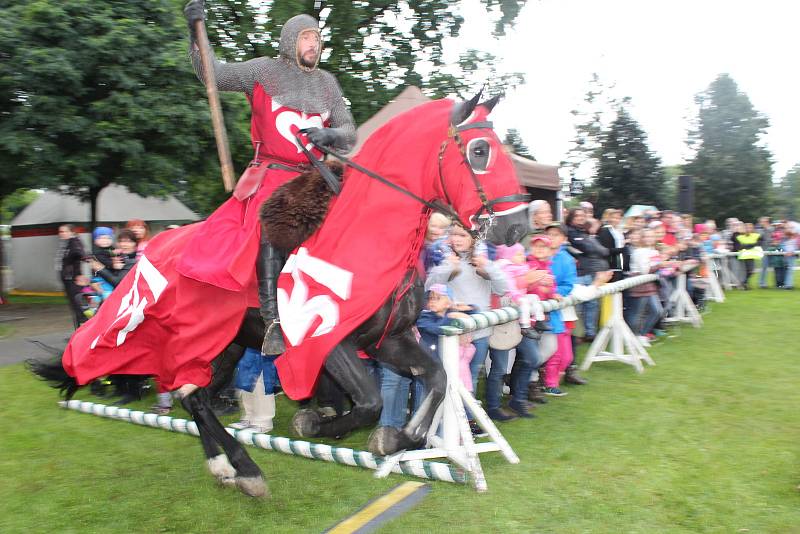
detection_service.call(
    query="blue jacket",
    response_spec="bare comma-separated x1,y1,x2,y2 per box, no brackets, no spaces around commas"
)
416,310,452,357
416,308,480,357
548,245,577,334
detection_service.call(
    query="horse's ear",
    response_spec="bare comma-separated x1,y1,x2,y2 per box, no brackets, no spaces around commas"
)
450,92,482,125
480,94,501,114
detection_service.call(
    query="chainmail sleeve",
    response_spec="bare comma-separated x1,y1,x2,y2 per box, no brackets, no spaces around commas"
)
189,40,262,96
324,73,357,153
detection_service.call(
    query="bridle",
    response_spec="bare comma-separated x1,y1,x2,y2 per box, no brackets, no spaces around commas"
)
436,120,529,238
295,121,529,239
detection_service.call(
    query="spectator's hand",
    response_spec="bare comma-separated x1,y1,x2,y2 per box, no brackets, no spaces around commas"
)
90,259,105,272
525,269,548,285
471,254,489,269
593,270,613,285
453,302,473,311
447,311,472,321
541,274,555,287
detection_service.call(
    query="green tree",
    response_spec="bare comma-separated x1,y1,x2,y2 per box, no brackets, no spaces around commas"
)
772,164,800,220
562,73,629,201
503,128,535,160
590,107,665,213
204,0,527,124
660,164,684,211
0,0,252,225
0,189,40,225
685,74,773,224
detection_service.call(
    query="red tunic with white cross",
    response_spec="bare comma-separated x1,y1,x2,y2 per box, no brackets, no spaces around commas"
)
177,82,330,291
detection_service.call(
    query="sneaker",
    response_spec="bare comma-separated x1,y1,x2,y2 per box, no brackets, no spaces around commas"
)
508,400,535,418
637,335,651,347
487,408,517,422
469,420,488,438
248,424,272,434
543,387,568,397
228,420,251,430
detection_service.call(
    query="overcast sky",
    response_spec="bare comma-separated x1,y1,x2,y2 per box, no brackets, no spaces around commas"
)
445,0,799,181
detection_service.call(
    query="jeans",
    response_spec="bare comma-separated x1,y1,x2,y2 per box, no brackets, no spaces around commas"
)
632,295,663,335
577,274,599,337
468,337,509,412
759,259,769,288
784,256,795,288
468,336,490,392
510,336,543,403
379,365,411,429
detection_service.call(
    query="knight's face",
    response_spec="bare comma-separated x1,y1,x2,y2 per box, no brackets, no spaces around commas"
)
297,30,320,69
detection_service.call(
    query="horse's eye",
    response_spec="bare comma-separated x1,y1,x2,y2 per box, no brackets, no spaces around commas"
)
467,138,491,173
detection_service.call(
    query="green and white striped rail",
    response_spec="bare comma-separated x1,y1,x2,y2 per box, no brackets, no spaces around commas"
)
440,273,659,336
59,400,467,485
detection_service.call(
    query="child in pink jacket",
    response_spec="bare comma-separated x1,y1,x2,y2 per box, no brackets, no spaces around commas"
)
495,241,550,337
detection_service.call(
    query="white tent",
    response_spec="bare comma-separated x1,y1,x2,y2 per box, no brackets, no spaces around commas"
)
9,185,199,292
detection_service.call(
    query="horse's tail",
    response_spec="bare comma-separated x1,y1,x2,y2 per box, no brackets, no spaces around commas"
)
26,357,80,400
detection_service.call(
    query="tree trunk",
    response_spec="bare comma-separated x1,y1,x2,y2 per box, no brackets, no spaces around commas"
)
89,186,101,232
0,196,5,304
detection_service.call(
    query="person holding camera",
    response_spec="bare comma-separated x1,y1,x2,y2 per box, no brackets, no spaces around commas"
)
56,224,88,328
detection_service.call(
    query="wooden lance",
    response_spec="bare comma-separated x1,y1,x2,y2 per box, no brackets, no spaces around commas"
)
194,19,236,192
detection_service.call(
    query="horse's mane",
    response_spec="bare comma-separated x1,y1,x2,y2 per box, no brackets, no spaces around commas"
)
261,100,453,252
260,162,343,252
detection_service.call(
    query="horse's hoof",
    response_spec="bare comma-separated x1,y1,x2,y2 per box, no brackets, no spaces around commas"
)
367,426,403,456
236,475,269,498
207,454,237,487
292,409,321,438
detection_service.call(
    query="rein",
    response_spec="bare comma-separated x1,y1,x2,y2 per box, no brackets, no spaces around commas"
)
295,130,460,223
296,121,528,238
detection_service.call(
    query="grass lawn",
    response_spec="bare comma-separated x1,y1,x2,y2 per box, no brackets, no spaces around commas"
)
5,294,68,305
1,286,799,533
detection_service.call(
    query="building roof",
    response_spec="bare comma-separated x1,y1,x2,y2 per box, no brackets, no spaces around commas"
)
11,184,199,227
512,154,560,191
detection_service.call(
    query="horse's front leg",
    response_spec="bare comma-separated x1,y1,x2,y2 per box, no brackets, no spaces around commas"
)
366,331,446,456
178,385,268,498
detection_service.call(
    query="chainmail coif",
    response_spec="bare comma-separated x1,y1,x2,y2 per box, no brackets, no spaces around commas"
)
190,14,356,152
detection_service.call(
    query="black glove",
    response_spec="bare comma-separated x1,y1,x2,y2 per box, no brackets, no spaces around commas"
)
305,127,342,149
184,0,205,35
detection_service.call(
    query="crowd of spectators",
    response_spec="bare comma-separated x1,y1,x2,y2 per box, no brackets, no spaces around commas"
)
57,206,798,434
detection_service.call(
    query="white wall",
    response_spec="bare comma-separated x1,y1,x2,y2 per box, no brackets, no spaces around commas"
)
9,233,92,292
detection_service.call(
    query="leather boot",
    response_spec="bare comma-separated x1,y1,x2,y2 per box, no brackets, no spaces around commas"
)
564,364,588,385
527,375,548,404
258,237,286,355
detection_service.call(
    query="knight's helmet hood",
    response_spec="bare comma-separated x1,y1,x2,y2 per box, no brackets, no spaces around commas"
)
279,14,321,72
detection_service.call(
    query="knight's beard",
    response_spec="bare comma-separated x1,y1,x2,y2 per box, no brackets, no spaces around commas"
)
299,51,318,70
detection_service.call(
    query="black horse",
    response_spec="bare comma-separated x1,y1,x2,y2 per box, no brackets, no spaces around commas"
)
30,95,529,497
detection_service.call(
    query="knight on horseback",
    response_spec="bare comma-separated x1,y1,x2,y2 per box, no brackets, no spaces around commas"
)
181,0,356,355
30,2,532,498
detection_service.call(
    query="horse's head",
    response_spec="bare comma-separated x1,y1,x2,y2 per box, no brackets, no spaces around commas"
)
436,94,529,246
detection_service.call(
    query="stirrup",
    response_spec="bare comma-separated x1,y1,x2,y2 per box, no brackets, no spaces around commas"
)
262,320,285,356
